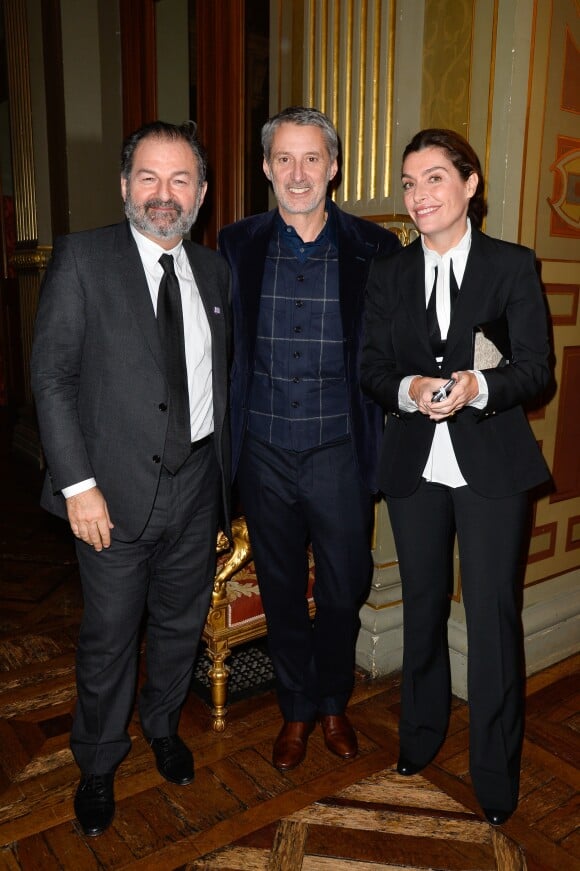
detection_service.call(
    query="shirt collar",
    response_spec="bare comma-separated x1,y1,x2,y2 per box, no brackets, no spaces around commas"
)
421,218,472,266
275,198,337,248
129,223,184,272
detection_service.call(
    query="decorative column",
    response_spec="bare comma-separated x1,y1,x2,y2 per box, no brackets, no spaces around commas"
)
356,499,404,677
4,0,45,459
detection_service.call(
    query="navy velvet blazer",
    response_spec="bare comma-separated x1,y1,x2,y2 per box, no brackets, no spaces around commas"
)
361,228,552,498
218,201,401,492
31,221,232,541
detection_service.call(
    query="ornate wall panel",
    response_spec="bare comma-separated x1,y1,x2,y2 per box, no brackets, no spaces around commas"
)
305,0,396,210
520,0,580,585
4,0,40,406
420,0,473,132
273,0,397,214
525,1,580,261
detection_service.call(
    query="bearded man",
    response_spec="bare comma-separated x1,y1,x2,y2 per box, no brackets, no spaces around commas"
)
31,121,231,837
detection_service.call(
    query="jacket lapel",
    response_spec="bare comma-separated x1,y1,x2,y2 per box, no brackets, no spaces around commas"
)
113,222,165,373
236,211,276,353
183,242,229,403
443,229,488,363
399,241,435,362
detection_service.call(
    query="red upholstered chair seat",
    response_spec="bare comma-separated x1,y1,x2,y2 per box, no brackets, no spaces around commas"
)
202,519,315,731
221,551,315,630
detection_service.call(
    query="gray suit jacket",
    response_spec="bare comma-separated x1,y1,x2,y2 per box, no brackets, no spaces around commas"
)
31,221,231,541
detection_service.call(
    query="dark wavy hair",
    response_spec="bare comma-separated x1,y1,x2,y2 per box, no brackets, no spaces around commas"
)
120,120,207,188
402,128,487,228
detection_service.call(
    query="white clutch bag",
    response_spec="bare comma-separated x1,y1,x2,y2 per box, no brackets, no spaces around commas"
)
472,318,511,369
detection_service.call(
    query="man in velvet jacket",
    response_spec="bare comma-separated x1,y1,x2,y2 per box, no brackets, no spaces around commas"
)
31,121,231,837
219,107,400,771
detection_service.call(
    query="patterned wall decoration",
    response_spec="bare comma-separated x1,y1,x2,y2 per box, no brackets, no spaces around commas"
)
529,1,580,262
420,0,474,132
520,0,580,586
548,135,580,239
561,20,580,114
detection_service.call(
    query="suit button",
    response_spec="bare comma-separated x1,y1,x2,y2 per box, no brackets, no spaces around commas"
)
159,403,167,412
152,455,161,463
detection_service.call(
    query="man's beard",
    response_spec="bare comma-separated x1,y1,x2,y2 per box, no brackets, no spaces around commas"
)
124,191,201,240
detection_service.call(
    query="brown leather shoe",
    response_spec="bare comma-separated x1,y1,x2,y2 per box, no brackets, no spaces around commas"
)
320,714,358,759
272,721,315,771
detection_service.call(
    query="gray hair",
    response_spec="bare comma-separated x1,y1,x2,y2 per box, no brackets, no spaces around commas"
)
261,107,339,163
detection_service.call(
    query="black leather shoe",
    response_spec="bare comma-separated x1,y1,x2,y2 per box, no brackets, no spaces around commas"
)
150,735,194,785
74,773,115,837
483,807,513,826
396,756,426,776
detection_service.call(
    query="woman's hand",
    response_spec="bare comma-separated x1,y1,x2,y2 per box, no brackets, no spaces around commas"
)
409,372,479,419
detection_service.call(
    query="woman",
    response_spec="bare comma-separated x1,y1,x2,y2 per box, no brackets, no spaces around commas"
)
361,129,552,825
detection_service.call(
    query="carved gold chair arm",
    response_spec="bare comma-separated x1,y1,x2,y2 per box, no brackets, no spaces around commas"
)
213,516,253,602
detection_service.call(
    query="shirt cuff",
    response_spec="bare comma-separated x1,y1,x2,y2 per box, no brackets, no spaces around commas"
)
399,375,420,412
62,478,97,499
469,370,489,409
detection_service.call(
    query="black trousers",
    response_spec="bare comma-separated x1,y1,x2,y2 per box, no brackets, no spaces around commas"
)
237,434,374,722
70,442,219,774
386,479,529,812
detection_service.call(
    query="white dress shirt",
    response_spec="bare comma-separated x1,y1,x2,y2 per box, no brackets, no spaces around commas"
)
398,220,488,488
63,226,213,498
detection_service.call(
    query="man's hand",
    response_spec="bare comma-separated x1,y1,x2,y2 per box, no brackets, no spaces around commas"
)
66,486,114,551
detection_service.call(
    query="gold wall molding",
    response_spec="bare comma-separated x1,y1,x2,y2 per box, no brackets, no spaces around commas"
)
304,0,396,210
366,214,419,246
3,0,41,407
273,0,398,215
3,0,38,244
11,246,52,271
7,242,51,406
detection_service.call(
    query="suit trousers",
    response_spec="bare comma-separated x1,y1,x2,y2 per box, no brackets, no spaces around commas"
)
237,434,374,722
70,441,219,774
386,479,529,812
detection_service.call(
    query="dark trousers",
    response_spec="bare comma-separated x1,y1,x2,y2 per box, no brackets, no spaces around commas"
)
237,434,374,722
386,479,529,812
71,442,219,774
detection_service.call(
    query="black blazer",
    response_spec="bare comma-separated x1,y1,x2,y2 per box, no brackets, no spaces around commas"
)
31,221,232,541
361,228,552,498
219,201,401,491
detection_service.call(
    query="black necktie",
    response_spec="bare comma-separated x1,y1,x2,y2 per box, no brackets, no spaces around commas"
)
157,253,191,473
449,259,459,309
426,265,445,359
426,260,459,361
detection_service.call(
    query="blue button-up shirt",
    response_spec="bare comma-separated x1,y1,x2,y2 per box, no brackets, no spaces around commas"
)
247,206,350,451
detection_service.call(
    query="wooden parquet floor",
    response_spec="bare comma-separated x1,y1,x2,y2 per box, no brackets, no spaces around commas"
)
0,420,578,870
